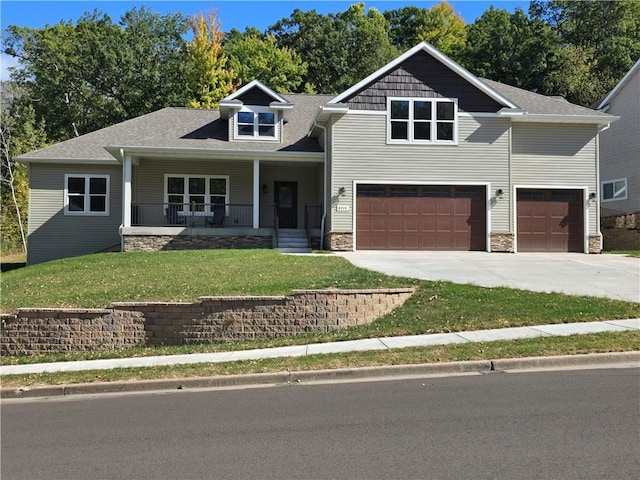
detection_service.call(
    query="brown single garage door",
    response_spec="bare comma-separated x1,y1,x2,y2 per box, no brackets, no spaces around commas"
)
356,185,486,250
517,189,583,252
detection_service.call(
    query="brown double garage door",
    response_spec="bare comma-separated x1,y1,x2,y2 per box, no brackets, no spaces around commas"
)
356,185,486,250
356,185,584,252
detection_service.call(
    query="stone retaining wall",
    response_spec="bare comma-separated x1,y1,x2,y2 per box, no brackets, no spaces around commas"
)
601,212,640,250
0,288,415,356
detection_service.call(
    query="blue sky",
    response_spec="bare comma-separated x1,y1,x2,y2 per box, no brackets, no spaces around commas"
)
1,0,531,80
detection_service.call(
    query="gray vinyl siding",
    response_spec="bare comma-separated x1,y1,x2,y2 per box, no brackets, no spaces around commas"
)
134,158,254,205
27,163,122,265
511,123,599,235
329,113,511,232
599,69,640,214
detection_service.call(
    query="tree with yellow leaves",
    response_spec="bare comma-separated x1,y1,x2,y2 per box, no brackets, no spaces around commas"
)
186,11,236,108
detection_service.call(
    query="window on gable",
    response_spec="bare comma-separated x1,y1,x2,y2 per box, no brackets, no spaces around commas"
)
65,174,109,215
601,178,627,202
235,108,277,140
388,98,457,144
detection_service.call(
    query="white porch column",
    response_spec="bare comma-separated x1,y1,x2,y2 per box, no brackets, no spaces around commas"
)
253,159,260,229
122,154,133,227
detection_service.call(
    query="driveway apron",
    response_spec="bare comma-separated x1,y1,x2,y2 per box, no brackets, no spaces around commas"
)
337,251,640,303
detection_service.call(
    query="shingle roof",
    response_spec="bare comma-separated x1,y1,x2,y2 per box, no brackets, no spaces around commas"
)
481,78,610,117
18,94,333,162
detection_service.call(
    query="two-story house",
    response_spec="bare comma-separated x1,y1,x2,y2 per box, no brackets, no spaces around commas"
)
17,43,616,264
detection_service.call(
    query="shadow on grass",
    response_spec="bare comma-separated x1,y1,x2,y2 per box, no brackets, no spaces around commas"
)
1,262,26,272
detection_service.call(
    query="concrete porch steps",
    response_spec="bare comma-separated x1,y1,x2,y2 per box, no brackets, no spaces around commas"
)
276,229,311,253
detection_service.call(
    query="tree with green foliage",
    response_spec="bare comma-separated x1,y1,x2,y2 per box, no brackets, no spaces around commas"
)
540,44,604,107
530,0,640,104
3,7,191,142
384,1,466,59
224,28,308,93
1,84,48,254
269,3,397,93
463,7,558,92
186,11,236,108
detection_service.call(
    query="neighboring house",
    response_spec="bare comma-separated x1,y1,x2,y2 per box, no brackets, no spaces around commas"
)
18,42,616,265
593,59,640,217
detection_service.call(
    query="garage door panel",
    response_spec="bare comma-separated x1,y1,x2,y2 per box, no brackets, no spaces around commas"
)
370,218,388,232
357,185,486,251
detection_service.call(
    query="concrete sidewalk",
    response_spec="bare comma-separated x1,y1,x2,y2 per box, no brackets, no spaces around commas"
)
2,319,638,376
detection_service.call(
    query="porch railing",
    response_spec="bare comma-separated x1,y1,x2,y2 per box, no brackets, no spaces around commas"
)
305,204,322,247
131,203,254,228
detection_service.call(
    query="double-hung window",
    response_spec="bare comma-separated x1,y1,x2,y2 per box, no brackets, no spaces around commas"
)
601,178,627,202
165,175,229,213
64,174,109,215
235,107,277,140
388,98,457,144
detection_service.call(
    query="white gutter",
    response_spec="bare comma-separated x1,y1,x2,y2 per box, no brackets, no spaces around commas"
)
508,113,619,125
104,145,323,163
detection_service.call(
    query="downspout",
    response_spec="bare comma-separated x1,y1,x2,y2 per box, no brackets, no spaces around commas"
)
313,120,328,250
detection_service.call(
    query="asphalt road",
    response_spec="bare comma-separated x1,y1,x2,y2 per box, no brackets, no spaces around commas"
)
2,368,639,480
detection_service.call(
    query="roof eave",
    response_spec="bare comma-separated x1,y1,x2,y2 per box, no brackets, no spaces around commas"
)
509,114,619,125
105,145,323,161
15,156,119,165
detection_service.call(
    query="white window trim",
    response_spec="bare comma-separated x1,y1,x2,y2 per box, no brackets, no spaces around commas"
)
164,174,230,215
64,174,110,216
601,177,628,202
233,106,279,141
387,97,458,145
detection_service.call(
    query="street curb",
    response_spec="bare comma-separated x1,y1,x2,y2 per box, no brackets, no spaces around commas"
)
2,351,638,400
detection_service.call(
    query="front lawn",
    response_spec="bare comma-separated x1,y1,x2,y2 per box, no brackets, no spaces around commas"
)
1,250,639,366
0,250,411,311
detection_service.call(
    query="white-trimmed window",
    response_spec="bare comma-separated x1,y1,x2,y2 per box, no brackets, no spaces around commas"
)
165,175,229,213
387,97,457,144
64,174,109,215
235,107,278,140
601,178,627,202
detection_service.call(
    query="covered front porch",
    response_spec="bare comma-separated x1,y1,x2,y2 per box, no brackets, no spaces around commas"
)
118,152,325,251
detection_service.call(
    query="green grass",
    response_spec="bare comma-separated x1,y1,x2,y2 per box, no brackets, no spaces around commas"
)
1,331,637,388
604,250,640,258
0,250,411,312
2,249,639,367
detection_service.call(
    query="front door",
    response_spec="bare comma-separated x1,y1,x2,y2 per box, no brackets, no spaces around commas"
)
275,181,297,228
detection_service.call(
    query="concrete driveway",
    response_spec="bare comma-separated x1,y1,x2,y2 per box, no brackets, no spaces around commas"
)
337,251,640,303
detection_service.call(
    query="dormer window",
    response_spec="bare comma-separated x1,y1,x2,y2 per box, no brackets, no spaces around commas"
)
235,107,278,140
387,97,458,144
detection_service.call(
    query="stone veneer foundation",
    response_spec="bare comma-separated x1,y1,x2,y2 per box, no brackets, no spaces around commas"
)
325,232,354,251
588,235,602,254
490,232,514,253
124,235,271,251
1,288,415,356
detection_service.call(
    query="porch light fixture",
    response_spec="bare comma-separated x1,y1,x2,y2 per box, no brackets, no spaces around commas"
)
589,192,597,201
338,187,346,196
263,184,268,194
496,189,504,198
